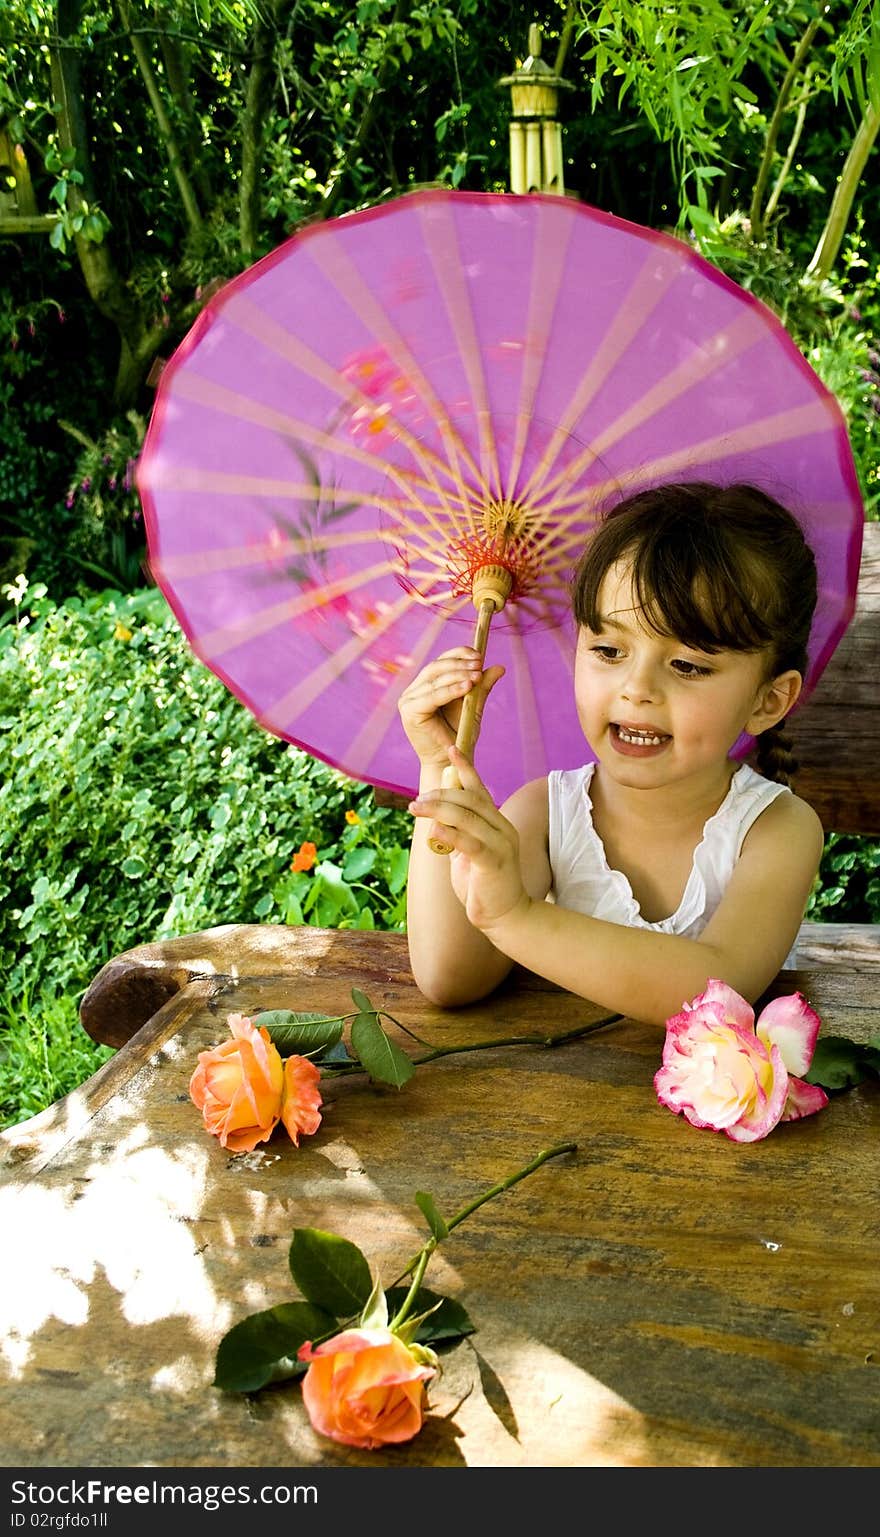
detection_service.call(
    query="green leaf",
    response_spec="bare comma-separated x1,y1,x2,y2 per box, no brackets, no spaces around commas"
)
255,1010,344,1055
686,203,717,233
805,1035,880,1090
415,1190,448,1240
213,1301,335,1393
384,1287,474,1345
289,1228,374,1316
350,986,374,1014
342,848,375,880
350,1011,415,1088
120,855,146,878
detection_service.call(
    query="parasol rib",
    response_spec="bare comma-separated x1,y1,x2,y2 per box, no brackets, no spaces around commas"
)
167,369,471,549
526,395,842,538
265,582,438,733
416,199,503,505
506,199,576,503
517,244,685,506
343,606,457,772
224,292,477,542
304,233,492,514
524,309,787,531
193,555,398,658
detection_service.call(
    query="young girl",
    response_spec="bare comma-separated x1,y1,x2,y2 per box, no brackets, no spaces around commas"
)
398,481,825,1026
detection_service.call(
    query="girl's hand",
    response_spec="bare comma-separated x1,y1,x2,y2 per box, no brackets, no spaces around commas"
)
397,650,504,769
408,747,529,932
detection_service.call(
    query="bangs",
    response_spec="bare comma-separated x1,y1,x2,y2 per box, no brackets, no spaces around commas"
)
608,542,778,654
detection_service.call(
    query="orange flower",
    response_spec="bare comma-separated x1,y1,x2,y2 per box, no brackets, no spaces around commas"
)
344,809,361,825
189,1014,284,1153
281,1055,323,1145
189,1015,323,1154
291,841,318,872
298,1327,436,1450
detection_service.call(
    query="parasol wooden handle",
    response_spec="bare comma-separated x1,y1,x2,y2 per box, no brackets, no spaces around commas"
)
428,567,511,856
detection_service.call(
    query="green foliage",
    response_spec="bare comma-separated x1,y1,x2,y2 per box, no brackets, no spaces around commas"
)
693,212,880,515
0,580,412,1129
60,411,150,591
805,1033,880,1090
805,833,880,923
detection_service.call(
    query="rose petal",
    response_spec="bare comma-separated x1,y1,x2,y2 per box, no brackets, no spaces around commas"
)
280,1055,323,1146
724,1042,789,1141
689,979,755,1031
780,1075,829,1122
755,992,822,1077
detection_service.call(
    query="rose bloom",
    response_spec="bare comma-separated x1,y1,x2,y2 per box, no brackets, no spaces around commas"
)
298,1327,437,1450
189,1014,322,1153
654,979,829,1143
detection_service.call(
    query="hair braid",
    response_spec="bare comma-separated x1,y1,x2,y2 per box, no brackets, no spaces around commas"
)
754,719,800,787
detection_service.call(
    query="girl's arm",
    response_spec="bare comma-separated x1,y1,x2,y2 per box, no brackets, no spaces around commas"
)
411,749,824,1025
406,773,552,1006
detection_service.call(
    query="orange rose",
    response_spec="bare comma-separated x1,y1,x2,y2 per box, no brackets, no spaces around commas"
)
190,1014,322,1154
298,1327,437,1450
281,1055,323,1145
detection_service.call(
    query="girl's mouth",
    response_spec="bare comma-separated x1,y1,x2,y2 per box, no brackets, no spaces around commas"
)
610,722,671,757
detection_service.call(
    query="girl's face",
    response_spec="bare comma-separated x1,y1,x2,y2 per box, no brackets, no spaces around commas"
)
574,560,782,792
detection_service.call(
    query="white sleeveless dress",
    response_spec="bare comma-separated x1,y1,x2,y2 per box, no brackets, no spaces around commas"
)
547,762,792,946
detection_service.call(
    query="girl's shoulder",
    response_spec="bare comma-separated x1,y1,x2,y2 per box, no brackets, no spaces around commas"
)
740,781,824,861
500,774,550,831
501,776,552,899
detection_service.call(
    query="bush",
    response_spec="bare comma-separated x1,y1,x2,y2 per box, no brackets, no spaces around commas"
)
0,580,412,1128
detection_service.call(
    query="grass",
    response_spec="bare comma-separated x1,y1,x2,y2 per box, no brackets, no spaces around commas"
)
0,985,113,1129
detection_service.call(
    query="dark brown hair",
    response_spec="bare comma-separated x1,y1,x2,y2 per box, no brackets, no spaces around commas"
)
571,481,818,785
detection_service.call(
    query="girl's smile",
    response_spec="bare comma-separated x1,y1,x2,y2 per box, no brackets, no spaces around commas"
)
610,722,672,756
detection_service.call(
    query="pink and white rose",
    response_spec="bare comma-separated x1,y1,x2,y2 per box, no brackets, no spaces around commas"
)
654,979,829,1143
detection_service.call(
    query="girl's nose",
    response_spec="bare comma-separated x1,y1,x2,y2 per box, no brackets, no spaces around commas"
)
621,658,662,704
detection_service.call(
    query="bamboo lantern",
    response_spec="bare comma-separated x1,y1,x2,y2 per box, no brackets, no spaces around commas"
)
498,23,573,195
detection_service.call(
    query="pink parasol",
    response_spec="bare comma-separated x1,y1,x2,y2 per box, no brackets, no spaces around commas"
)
137,189,864,806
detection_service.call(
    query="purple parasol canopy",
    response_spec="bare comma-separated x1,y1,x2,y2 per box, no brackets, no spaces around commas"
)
137,189,864,804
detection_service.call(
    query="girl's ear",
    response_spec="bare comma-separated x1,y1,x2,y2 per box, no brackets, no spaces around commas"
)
746,669,803,737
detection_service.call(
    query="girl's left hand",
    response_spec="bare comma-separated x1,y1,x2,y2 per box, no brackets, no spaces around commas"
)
408,747,529,933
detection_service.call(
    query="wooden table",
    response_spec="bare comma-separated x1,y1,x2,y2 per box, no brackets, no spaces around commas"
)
2,926,878,1469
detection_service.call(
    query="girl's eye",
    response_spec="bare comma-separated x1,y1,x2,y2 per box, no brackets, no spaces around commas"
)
671,659,713,678
590,645,623,662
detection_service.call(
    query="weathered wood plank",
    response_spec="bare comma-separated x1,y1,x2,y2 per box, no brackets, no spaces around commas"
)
78,922,880,1051
787,521,880,831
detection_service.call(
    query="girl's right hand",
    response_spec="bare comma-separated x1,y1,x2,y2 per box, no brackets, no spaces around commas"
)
397,648,505,768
